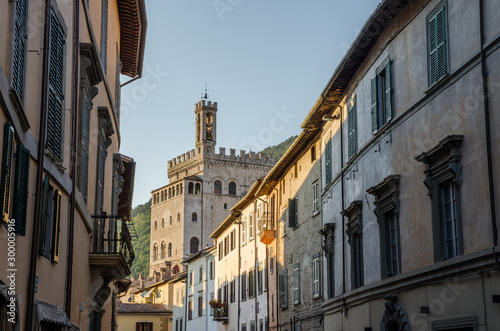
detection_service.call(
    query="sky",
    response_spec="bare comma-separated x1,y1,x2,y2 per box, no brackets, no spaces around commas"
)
119,0,381,208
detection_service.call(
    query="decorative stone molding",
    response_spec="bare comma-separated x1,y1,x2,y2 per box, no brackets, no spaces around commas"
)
380,297,411,331
342,200,363,241
367,175,400,220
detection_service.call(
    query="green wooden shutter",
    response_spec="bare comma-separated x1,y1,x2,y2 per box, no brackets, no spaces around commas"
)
12,0,28,103
429,7,447,85
385,60,393,122
13,145,30,236
78,86,90,200
100,0,108,74
39,175,50,255
46,10,64,160
288,198,295,228
51,190,62,263
348,100,357,158
1,122,15,223
371,77,378,133
325,139,332,183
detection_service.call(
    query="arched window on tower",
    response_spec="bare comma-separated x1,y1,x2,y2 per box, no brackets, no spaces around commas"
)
195,183,201,195
190,237,199,254
161,191,164,201
176,185,180,196
214,180,222,194
169,216,172,226
168,243,172,258
168,188,172,199
228,182,237,196
177,213,181,222
188,182,194,194
180,184,183,194
161,241,166,259
153,195,156,205
192,212,197,222
153,243,158,261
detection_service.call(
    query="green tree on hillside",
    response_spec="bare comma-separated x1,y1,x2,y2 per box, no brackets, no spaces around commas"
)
129,200,151,279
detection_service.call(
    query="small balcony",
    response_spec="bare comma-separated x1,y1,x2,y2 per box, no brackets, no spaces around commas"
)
89,213,136,280
259,212,275,245
210,300,228,324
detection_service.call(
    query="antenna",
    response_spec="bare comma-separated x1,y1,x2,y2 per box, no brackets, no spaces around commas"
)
201,84,210,100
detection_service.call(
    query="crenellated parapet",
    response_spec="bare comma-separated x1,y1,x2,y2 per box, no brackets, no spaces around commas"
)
195,100,217,110
210,147,277,166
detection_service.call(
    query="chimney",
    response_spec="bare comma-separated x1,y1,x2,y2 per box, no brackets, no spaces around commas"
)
139,274,144,289
164,261,172,279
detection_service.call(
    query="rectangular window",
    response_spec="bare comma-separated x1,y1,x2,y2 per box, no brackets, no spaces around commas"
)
175,319,179,331
352,233,363,289
136,322,153,331
241,323,247,331
371,59,392,133
249,214,254,240
312,255,320,298
259,319,264,331
348,98,357,158
179,318,183,331
270,246,274,274
279,270,288,308
242,218,247,244
385,212,401,277
311,145,316,162
230,279,235,303
188,298,192,320
39,176,62,263
325,139,332,183
312,182,319,214
219,241,223,260
189,271,193,286
210,259,214,279
230,230,234,250
288,198,298,228
199,265,203,282
428,4,447,86
258,265,263,294
46,10,65,161
225,235,229,255
210,292,214,315
250,321,256,331
440,180,460,260
223,283,228,304
248,268,255,298
198,293,203,317
293,263,300,304
241,272,247,301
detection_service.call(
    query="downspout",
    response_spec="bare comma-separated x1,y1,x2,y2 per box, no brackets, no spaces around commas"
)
25,0,51,328
253,200,258,328
339,104,347,315
183,264,188,331
237,213,242,331
479,0,498,249
65,0,80,319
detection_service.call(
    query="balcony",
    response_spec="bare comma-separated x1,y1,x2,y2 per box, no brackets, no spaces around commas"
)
89,213,136,280
210,300,228,324
259,212,275,245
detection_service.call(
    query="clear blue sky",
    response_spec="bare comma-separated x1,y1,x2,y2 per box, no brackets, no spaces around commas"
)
119,0,380,207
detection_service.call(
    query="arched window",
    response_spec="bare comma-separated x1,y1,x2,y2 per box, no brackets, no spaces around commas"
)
169,216,172,226
153,195,156,205
176,185,180,196
168,188,172,199
224,203,227,209
188,182,194,194
154,221,157,230
180,184,183,194
153,243,158,260
172,187,175,198
161,191,164,201
228,182,236,196
162,218,165,228
214,180,222,194
177,213,181,222
168,243,172,257
192,212,197,222
195,183,201,195
161,242,166,259
190,237,199,254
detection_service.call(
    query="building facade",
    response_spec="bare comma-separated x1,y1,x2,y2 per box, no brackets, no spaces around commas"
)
150,98,276,274
0,0,146,329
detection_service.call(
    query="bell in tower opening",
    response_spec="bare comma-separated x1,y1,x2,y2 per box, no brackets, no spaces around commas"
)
206,113,213,141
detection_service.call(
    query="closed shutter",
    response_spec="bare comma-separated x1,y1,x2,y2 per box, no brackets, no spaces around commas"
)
78,86,90,200
385,60,393,122
325,139,331,183
46,10,65,160
51,190,62,262
279,272,287,308
429,7,447,85
100,0,108,74
288,198,295,228
1,122,15,223
136,322,140,331
13,145,30,235
39,175,50,255
371,77,378,133
293,264,300,304
348,100,357,158
12,0,28,103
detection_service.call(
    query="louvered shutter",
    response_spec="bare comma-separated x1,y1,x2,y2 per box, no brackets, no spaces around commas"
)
371,77,378,133
1,122,15,223
135,323,140,331
348,101,357,158
279,272,287,308
46,10,65,160
51,190,62,262
148,322,153,331
385,60,393,122
13,145,30,236
429,7,447,85
288,198,295,228
100,0,108,74
12,0,28,103
78,87,90,200
39,175,50,255
325,139,332,183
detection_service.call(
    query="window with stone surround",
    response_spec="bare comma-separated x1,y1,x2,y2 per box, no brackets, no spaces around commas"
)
320,223,335,299
342,201,363,289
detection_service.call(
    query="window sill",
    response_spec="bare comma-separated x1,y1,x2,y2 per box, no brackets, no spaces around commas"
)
312,210,320,217
424,73,450,95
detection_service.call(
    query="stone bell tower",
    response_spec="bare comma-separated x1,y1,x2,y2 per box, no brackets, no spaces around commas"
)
195,89,217,155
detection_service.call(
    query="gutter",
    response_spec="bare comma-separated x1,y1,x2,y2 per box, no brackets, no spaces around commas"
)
25,0,51,328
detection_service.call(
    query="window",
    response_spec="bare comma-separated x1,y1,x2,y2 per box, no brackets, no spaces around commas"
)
312,182,319,214
136,322,153,331
162,218,165,227
209,259,215,279
367,175,402,278
39,178,62,263
177,213,181,222
371,59,393,133
288,198,298,228
249,214,254,240
312,254,320,298
320,224,335,299
428,4,448,86
416,135,464,261
195,183,201,195
199,265,203,282
161,241,165,259
325,138,332,183
348,97,357,158
228,181,236,195
179,318,183,331
198,293,203,317
242,218,247,244
224,203,227,209
188,297,193,320
190,237,199,254
45,10,65,161
260,319,264,331
282,179,285,195
311,145,316,162
223,283,228,303
189,271,193,286
153,243,158,261
10,0,28,111
230,279,235,302
192,212,197,222
188,182,194,194
248,268,255,298
269,246,274,274
224,235,229,255
210,292,214,315
230,230,235,250
242,323,247,331
219,241,223,260
342,201,363,289
214,180,222,194
154,221,157,230
241,272,247,301
169,215,173,226
279,270,288,308
250,321,256,331
258,265,263,294
292,263,300,304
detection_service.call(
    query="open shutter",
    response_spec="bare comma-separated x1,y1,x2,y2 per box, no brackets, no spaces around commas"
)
348,101,357,158
51,190,62,262
325,139,332,183
39,175,50,255
436,7,447,80
100,0,108,74
288,198,295,228
13,145,30,235
12,0,28,103
1,122,15,223
46,10,64,160
78,86,90,200
371,77,378,133
385,60,393,122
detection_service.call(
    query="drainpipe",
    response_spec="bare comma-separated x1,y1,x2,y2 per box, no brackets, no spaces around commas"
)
65,0,80,319
339,104,347,315
479,0,498,249
25,0,51,328
236,212,242,331
253,200,258,328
